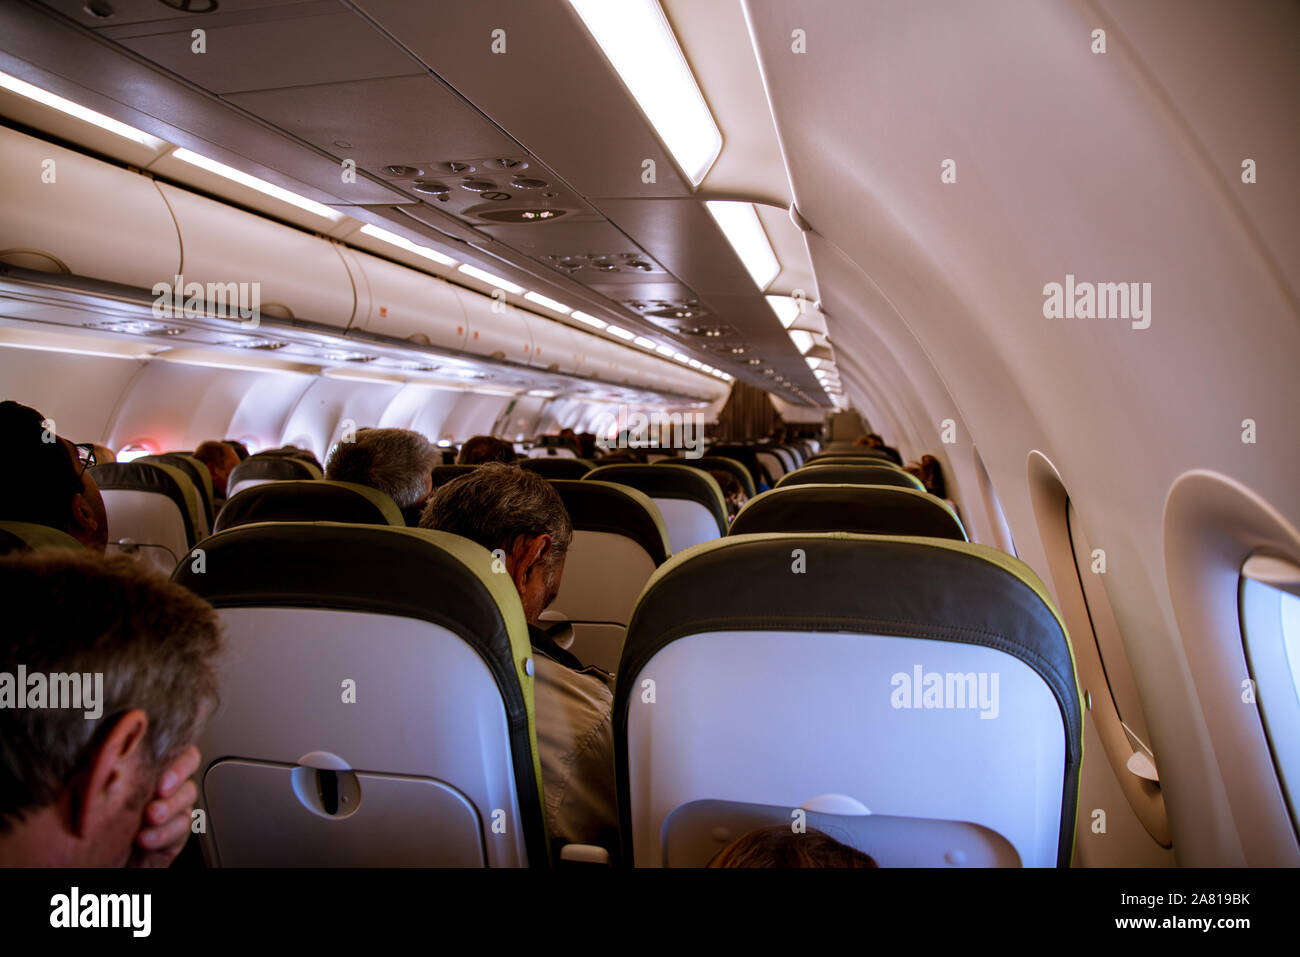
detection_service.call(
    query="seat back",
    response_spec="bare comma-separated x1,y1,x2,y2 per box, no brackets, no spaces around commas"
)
801,455,902,468
585,465,727,552
614,533,1081,868
528,446,576,459
520,457,594,479
215,480,405,532
659,456,757,499
754,449,787,481
172,522,547,867
731,485,966,540
546,480,671,673
228,455,322,498
141,453,214,537
432,464,479,488
808,448,893,464
777,464,926,490
707,446,773,490
90,461,200,573
0,521,84,554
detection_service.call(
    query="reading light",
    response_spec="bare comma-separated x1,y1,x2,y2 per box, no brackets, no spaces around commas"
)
765,295,802,329
458,264,525,295
359,224,457,266
568,0,722,186
607,325,636,341
571,311,608,330
705,202,780,290
0,70,164,148
524,291,572,314
789,329,815,355
172,148,342,221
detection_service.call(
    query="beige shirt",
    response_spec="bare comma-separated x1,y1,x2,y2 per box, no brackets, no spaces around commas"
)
532,654,619,856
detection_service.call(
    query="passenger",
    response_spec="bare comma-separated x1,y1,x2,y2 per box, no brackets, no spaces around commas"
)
456,435,518,466
223,439,249,462
709,469,747,521
419,463,617,856
856,432,903,466
0,401,108,551
577,432,598,459
194,439,240,506
917,454,947,499
89,443,116,465
324,427,438,526
0,550,222,866
707,825,879,868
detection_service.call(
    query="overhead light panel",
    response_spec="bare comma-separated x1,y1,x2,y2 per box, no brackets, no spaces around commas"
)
805,356,822,370
706,202,780,291
172,148,342,221
458,264,524,295
789,329,815,355
524,291,572,314
359,223,457,266
687,359,703,369
0,70,164,148
673,353,690,363
765,295,802,329
607,325,636,341
633,336,657,350
567,0,722,186
571,311,608,330
655,344,676,357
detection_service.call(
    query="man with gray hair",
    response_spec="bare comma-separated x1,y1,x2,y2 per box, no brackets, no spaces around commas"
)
420,463,617,857
324,427,439,526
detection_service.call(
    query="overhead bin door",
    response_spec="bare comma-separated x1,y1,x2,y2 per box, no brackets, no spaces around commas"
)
521,311,584,375
157,182,355,329
0,128,178,287
454,287,533,366
342,247,468,353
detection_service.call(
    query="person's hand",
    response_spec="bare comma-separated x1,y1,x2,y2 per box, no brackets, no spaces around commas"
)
127,745,200,868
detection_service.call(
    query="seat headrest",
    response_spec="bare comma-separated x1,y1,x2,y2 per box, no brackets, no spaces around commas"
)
777,464,925,491
214,480,404,532
548,480,671,565
146,453,215,505
520,457,593,479
705,446,770,487
90,461,199,544
731,485,966,540
0,521,84,554
808,448,893,463
229,456,320,485
584,465,728,533
658,456,757,498
801,455,903,468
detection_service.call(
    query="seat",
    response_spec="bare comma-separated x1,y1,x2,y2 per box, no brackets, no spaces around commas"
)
584,465,728,552
731,485,967,540
545,480,671,673
777,444,805,468
214,480,405,532
707,446,775,491
807,448,894,464
172,522,548,867
614,533,1082,868
432,464,478,488
0,521,84,554
140,453,214,537
754,448,788,481
658,456,757,499
520,457,594,480
777,464,926,491
89,461,202,573
801,455,904,469
227,455,322,498
528,446,576,459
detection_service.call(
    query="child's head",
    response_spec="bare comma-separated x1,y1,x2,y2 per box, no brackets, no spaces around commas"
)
706,825,879,868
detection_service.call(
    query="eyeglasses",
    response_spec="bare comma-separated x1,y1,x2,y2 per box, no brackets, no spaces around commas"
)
74,442,96,478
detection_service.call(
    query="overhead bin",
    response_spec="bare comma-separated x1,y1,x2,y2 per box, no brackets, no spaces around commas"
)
0,127,178,287
341,246,468,353
521,311,584,376
453,286,533,366
157,182,356,329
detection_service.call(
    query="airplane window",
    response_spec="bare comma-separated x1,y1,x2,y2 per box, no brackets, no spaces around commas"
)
115,442,154,463
1239,555,1300,836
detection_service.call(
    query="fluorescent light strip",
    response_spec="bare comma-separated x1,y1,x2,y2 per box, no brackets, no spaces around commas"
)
687,359,703,369
673,353,690,363
789,329,815,355
655,344,676,357
765,295,802,329
0,70,163,148
172,148,342,221
805,357,822,370
523,291,572,314
571,311,608,330
706,201,780,290
607,325,636,341
457,264,525,295
633,336,657,350
360,223,457,266
568,0,721,186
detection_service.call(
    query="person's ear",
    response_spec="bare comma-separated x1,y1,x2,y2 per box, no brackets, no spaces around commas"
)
69,491,100,536
509,534,552,593
70,709,149,840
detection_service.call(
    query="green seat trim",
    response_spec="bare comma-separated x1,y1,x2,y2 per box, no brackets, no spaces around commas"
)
0,521,85,552
214,480,405,532
584,465,728,537
549,480,672,564
777,464,925,491
731,484,967,540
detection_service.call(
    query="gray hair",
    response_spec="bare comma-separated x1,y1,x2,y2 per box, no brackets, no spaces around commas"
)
325,427,438,509
419,462,572,563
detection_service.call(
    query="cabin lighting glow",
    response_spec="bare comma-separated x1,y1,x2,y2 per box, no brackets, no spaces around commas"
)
523,291,572,314
606,325,636,341
789,329,815,355
359,224,457,266
567,0,722,185
765,295,802,329
655,344,676,357
633,336,657,350
571,311,608,329
172,148,342,221
0,70,164,148
706,202,780,290
458,264,524,295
